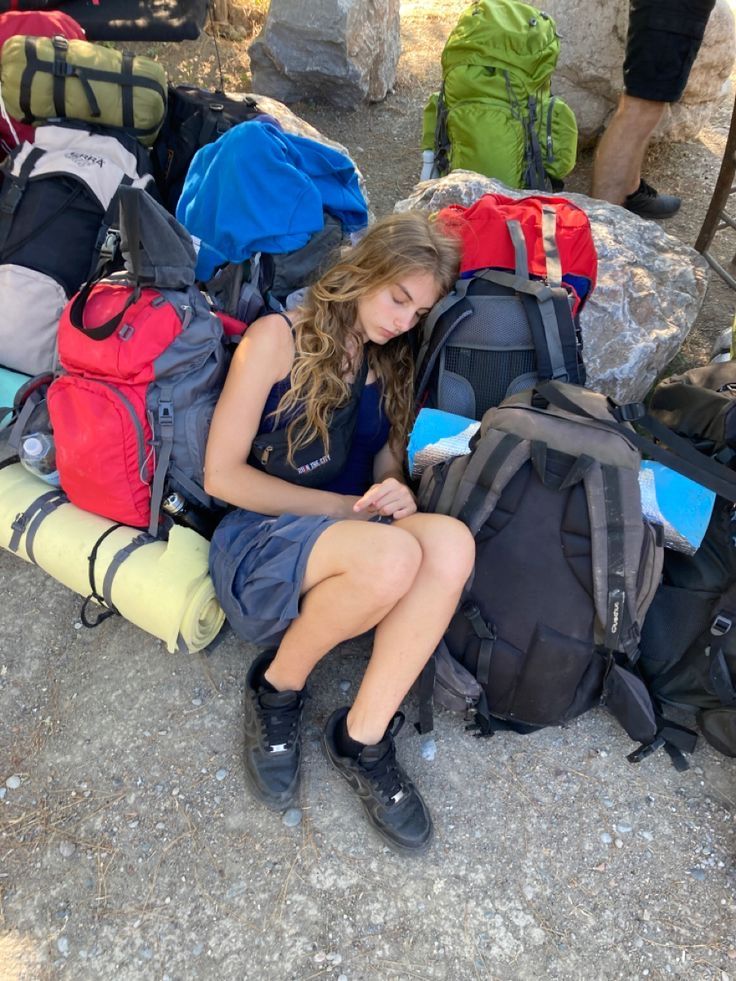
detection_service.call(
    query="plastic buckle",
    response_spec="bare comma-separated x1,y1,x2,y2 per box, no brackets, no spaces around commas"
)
711,613,732,636
99,229,120,262
615,402,646,423
11,511,26,533
158,401,174,427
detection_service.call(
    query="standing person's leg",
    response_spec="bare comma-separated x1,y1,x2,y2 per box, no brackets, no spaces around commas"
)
590,94,666,205
591,0,715,217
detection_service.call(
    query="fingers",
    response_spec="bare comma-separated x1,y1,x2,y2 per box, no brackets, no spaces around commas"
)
353,478,415,518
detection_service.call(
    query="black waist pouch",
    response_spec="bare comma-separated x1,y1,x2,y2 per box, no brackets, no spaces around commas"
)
250,360,369,489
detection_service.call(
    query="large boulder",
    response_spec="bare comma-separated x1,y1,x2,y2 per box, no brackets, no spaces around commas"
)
395,172,710,403
544,0,736,145
248,0,400,109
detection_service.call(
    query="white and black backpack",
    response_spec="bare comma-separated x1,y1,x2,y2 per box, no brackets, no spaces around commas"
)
0,120,154,375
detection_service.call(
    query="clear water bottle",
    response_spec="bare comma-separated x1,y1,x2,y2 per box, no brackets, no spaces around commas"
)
20,431,60,486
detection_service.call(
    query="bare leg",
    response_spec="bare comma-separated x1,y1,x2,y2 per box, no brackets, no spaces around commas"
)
591,94,666,205
265,514,475,744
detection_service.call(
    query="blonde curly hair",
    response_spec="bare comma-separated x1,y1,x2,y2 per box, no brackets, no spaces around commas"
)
272,210,462,465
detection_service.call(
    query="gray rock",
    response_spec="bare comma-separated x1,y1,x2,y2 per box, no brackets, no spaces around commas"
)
542,0,736,145
5,775,20,790
600,832,613,844
249,0,400,108
396,172,708,402
58,840,76,858
57,937,69,956
282,807,302,828
215,769,228,782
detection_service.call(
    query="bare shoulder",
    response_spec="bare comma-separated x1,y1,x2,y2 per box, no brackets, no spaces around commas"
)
231,312,295,382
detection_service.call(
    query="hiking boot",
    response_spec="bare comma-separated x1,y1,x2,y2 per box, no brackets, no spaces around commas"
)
623,179,681,219
322,707,433,854
243,650,305,811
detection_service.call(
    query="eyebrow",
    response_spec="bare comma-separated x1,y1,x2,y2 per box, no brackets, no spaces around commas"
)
396,281,431,315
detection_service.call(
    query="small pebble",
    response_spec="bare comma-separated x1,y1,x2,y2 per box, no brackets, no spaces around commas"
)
5,775,21,790
600,832,612,844
615,823,632,834
639,830,654,842
215,769,228,782
420,736,437,761
314,951,326,964
155,822,165,830
57,937,69,956
282,807,302,828
602,798,614,808
58,840,76,858
338,976,348,981
191,697,203,707
140,947,153,960
689,867,706,881
339,680,351,693
614,838,623,849
327,953,343,965
74,621,82,630
192,942,204,956
0,788,6,800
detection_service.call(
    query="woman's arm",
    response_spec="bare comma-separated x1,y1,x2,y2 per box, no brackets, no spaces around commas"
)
204,314,360,519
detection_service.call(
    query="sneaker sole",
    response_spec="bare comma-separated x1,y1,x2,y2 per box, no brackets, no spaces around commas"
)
322,735,432,856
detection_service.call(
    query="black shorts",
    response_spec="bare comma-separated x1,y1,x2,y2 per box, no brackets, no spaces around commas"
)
623,0,717,103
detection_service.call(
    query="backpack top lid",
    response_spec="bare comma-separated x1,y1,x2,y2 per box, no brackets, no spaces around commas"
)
439,192,597,313
118,185,197,289
441,0,560,88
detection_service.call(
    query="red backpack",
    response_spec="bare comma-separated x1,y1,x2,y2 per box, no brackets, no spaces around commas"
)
415,192,597,419
46,187,240,537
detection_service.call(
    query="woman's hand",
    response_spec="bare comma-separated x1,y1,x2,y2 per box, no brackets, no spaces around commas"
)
351,477,417,520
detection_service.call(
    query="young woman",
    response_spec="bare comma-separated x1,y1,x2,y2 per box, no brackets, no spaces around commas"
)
205,212,475,854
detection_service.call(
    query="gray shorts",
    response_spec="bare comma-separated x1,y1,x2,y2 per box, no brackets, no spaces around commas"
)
209,508,340,648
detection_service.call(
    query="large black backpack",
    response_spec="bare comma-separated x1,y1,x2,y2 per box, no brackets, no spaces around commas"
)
417,380,736,763
640,362,736,757
151,85,268,214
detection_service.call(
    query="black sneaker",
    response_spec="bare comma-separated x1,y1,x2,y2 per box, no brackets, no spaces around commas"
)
322,708,433,854
243,650,305,811
624,179,681,219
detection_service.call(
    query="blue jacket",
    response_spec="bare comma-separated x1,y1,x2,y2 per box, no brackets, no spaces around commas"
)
176,121,369,280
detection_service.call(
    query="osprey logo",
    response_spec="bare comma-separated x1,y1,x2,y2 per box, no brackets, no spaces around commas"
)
65,151,105,169
610,599,620,636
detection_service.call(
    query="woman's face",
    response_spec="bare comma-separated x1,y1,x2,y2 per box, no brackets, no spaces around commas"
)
355,269,442,346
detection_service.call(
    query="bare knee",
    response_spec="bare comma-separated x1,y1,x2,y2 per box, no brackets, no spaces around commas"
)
357,527,423,606
413,514,476,587
615,93,666,132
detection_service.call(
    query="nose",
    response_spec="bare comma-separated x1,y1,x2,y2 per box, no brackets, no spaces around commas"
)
394,308,417,333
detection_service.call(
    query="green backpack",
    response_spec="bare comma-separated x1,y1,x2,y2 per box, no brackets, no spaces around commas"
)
422,0,578,189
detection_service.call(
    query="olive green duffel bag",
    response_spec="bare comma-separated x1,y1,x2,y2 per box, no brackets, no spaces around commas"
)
0,34,167,146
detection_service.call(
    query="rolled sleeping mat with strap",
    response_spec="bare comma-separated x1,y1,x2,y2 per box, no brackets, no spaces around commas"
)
0,462,224,652
0,364,31,430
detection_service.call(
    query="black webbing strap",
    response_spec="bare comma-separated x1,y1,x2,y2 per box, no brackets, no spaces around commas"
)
121,51,135,130
455,432,525,530
433,86,450,176
9,489,67,556
536,382,736,503
525,96,547,191
23,492,68,565
52,36,72,117
0,145,44,256
599,463,632,656
628,716,698,768
79,522,125,627
20,36,41,123
149,387,174,537
100,532,154,610
462,602,496,691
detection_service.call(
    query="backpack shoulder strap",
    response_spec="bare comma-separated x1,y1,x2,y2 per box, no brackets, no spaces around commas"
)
0,145,45,255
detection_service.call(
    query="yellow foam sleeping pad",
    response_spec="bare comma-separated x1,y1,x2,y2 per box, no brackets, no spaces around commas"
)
0,34,167,146
0,463,225,652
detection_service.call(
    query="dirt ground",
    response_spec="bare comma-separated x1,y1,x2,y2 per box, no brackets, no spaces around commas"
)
1,4,735,980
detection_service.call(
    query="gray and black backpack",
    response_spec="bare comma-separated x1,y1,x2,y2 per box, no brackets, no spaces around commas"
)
417,381,736,764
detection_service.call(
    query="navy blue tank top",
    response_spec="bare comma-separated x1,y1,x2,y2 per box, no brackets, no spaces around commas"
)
258,370,391,497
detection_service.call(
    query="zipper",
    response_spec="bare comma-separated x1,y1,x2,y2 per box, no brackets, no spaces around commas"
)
546,96,556,161
93,379,151,481
260,445,272,465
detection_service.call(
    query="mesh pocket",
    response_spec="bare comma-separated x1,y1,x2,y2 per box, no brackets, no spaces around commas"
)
441,346,536,416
